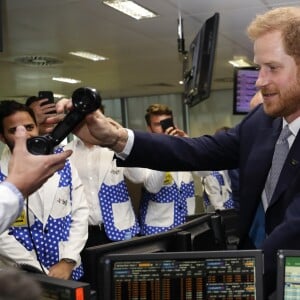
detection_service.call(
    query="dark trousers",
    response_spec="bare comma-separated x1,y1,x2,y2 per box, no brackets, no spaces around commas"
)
85,224,111,248
80,224,112,282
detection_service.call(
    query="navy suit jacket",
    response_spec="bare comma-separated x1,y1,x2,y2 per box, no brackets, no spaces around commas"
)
117,105,300,296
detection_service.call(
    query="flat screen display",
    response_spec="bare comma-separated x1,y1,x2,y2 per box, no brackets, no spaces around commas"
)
233,67,259,114
184,13,219,107
277,249,300,300
100,250,264,300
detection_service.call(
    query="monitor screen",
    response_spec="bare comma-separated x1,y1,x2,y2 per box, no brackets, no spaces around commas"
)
184,13,220,107
100,250,264,300
174,213,220,251
233,67,259,114
276,249,300,300
82,229,185,298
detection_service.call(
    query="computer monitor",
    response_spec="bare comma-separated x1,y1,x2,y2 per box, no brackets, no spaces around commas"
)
183,13,220,107
82,228,186,298
233,67,259,115
174,213,222,250
276,249,300,300
100,250,264,300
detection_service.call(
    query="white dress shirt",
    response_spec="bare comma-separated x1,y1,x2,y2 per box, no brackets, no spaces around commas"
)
0,182,23,234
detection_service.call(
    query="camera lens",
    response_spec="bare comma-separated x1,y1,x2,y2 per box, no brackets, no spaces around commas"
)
27,136,54,155
72,87,101,113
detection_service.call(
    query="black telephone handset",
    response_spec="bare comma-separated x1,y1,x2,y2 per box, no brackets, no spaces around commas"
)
27,87,101,155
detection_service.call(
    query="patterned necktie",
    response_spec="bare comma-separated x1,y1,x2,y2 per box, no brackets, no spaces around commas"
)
265,125,292,203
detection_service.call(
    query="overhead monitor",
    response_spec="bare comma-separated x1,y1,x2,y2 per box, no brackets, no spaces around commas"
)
100,250,264,300
184,13,220,107
276,249,300,300
233,67,259,115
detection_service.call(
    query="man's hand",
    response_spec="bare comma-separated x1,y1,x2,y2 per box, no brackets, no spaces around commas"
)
165,127,189,137
48,260,74,280
85,110,128,152
6,126,72,197
56,98,127,152
41,114,65,134
29,98,61,135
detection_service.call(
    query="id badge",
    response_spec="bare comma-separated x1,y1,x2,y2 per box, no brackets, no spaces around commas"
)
163,172,173,185
12,209,27,226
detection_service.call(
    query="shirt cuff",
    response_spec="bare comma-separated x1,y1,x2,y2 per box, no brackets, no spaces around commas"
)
116,129,134,160
1,181,24,212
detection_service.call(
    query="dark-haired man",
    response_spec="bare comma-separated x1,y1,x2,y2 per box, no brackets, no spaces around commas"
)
0,100,88,281
0,125,72,234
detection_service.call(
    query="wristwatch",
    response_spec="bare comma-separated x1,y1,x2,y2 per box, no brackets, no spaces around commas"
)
61,258,76,265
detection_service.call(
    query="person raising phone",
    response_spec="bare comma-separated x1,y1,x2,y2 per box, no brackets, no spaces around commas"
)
137,104,208,235
0,125,72,234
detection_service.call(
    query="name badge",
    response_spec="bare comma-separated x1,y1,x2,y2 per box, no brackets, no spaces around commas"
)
163,172,173,185
12,209,27,227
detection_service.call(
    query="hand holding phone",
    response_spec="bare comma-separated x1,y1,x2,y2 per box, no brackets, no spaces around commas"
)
38,91,56,114
160,118,175,132
38,91,54,105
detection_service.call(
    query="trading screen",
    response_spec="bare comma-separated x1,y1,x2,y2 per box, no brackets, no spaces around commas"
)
283,256,300,299
111,256,258,300
234,68,259,114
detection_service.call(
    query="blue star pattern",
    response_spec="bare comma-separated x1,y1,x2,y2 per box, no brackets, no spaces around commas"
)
140,180,194,235
99,180,140,241
0,147,83,280
203,171,235,210
0,170,5,182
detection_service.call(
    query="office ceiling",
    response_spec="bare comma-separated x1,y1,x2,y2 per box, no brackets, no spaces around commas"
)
0,0,299,101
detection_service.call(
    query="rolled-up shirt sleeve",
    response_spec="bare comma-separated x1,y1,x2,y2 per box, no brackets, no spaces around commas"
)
0,181,24,234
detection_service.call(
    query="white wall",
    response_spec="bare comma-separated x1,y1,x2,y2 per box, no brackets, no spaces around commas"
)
188,89,244,137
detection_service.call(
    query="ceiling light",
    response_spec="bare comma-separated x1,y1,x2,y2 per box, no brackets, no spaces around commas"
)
52,77,81,84
69,51,108,61
228,56,254,67
103,0,158,20
53,93,66,99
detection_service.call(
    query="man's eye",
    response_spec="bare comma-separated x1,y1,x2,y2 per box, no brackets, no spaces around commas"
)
25,125,35,131
8,128,16,134
269,65,279,71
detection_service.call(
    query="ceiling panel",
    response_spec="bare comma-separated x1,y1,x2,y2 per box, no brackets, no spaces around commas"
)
0,0,299,100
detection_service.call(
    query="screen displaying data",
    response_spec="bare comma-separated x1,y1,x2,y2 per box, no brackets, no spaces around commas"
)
104,251,263,300
233,68,259,114
283,256,300,299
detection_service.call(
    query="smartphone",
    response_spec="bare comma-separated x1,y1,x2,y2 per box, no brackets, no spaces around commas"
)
38,91,56,114
160,118,175,132
38,91,54,106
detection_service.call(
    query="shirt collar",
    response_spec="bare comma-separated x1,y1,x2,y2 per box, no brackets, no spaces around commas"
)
283,116,300,137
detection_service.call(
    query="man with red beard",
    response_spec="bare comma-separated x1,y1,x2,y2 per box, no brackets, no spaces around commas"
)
57,6,300,298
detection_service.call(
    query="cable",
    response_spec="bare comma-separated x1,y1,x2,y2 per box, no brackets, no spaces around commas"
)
25,198,47,275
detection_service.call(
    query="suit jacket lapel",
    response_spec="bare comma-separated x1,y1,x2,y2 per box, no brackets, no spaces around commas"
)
238,118,281,236
269,128,300,206
243,118,282,201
